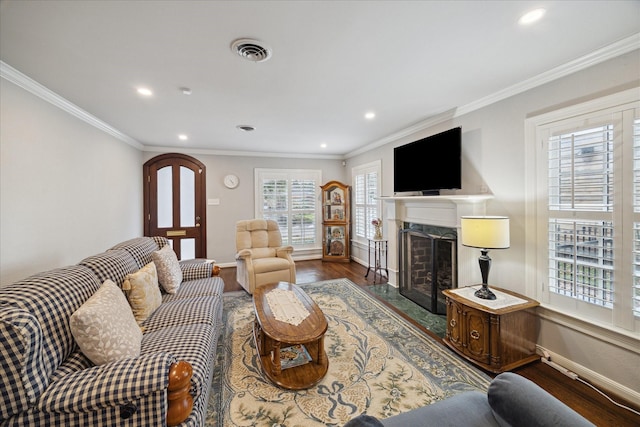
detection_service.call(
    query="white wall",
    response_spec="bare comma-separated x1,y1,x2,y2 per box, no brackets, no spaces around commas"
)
0,79,143,284
345,49,640,399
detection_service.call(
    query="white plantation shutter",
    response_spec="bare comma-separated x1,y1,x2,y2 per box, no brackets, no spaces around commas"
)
547,124,615,308
352,161,381,242
548,125,614,212
548,219,614,307
291,178,317,245
633,119,640,317
634,222,640,317
535,95,640,332
354,174,366,237
261,175,289,241
255,169,321,249
366,172,378,206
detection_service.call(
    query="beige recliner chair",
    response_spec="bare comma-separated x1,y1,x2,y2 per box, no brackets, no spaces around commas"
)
235,219,296,294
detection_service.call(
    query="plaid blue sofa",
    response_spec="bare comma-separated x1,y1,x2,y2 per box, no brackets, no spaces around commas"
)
0,237,224,427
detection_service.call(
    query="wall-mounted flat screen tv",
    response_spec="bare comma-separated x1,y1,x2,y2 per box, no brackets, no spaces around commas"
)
393,127,462,195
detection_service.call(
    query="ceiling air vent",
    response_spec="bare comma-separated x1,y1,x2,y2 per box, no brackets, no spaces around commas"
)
231,38,272,63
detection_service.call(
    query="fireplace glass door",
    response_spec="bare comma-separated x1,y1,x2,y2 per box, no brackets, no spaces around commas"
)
399,229,457,314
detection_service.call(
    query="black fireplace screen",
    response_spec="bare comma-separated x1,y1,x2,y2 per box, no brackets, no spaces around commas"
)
399,228,457,314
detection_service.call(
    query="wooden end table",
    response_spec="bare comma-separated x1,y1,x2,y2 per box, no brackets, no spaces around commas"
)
443,286,539,373
252,282,329,389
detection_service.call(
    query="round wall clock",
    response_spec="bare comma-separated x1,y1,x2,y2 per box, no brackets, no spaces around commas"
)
223,174,239,189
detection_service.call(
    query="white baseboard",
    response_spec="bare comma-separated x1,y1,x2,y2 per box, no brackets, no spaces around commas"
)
351,256,366,267
536,345,640,406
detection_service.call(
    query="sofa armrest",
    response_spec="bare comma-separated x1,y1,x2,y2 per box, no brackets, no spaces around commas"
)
37,353,176,414
167,360,194,426
179,260,214,281
380,391,497,427
488,372,595,427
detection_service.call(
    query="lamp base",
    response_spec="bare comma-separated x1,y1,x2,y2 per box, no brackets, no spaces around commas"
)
474,284,497,300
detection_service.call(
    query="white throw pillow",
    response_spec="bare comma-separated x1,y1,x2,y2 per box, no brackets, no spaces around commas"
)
122,262,162,324
151,245,182,294
70,279,142,365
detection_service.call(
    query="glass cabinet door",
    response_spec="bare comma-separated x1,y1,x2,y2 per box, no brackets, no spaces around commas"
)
324,186,345,221
325,225,346,257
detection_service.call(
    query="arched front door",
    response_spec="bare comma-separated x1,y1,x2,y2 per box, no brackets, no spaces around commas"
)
144,153,207,259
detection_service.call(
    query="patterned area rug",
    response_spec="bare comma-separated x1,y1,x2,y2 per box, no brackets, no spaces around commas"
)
207,279,490,426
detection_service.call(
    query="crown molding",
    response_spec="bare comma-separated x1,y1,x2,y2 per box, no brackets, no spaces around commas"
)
142,145,345,160
346,32,640,159
345,109,458,158
456,32,640,117
4,32,639,159
0,61,143,150
1,60,343,159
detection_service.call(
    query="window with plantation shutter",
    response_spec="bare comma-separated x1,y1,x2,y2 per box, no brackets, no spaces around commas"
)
255,169,321,249
531,90,640,333
352,160,381,242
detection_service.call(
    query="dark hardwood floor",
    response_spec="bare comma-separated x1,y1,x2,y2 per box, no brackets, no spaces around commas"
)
218,259,640,426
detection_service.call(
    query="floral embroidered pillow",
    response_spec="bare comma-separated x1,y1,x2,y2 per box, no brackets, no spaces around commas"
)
122,262,162,324
70,279,142,365
151,245,182,294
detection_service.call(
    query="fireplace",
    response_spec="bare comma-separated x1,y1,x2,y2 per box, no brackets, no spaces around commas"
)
379,194,491,298
399,223,457,314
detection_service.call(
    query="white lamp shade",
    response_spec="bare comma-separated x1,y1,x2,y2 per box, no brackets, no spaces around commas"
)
460,216,510,249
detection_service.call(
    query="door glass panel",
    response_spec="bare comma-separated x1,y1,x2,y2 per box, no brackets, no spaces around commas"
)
180,166,195,227
157,166,173,228
181,238,195,260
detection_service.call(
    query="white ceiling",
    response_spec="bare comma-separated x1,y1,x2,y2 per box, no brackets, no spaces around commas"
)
1,1,639,157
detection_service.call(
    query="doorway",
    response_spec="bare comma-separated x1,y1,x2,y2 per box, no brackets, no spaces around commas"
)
143,153,207,259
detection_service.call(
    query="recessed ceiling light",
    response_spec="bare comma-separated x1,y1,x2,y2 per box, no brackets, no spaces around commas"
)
136,87,153,96
236,125,255,132
365,112,376,120
519,8,546,25
180,87,192,95
178,134,188,141
320,143,327,148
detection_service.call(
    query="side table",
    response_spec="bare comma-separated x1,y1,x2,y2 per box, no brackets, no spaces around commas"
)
365,239,388,283
443,286,539,373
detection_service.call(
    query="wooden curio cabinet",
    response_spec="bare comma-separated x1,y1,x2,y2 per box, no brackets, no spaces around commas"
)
321,181,350,262
443,287,539,373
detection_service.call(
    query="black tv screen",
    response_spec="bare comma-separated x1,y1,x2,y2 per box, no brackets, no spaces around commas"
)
393,127,462,195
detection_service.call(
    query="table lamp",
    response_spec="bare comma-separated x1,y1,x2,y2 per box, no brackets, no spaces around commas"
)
460,216,510,300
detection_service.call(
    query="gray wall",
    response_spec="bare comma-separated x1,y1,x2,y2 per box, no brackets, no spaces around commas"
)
345,49,640,398
1,78,143,284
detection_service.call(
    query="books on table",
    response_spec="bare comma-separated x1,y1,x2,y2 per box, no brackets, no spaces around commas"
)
276,344,312,370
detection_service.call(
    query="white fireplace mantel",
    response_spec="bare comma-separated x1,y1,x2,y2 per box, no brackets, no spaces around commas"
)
379,194,493,288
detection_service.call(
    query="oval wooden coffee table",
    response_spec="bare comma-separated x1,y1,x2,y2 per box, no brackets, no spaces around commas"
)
253,282,329,390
